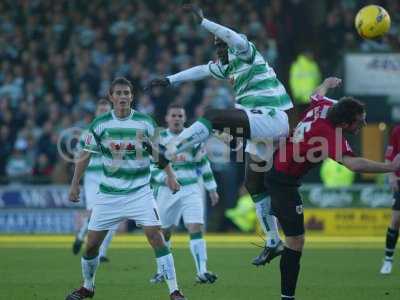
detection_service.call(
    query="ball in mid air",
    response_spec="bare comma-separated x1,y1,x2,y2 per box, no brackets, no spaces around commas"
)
355,5,391,39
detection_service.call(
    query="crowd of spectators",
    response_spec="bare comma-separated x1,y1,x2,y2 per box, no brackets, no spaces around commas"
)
0,0,399,184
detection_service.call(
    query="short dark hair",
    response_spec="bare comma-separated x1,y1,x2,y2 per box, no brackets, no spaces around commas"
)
109,77,134,95
97,98,111,107
327,97,365,126
167,102,185,113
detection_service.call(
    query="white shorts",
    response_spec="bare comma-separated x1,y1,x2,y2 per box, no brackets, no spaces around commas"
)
88,184,161,231
235,104,289,161
84,173,100,210
155,184,204,228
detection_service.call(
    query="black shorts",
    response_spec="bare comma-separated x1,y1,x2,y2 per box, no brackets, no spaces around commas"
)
393,182,400,210
265,168,304,237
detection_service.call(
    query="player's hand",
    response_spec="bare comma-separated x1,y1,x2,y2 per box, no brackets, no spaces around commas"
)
69,183,81,202
182,3,204,24
209,190,219,207
166,175,180,194
388,173,399,192
145,77,170,91
323,77,342,89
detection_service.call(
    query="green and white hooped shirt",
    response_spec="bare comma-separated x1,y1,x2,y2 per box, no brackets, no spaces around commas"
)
83,109,157,195
208,40,293,111
151,129,217,191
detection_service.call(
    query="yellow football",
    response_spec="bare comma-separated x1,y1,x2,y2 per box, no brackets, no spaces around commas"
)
355,5,391,39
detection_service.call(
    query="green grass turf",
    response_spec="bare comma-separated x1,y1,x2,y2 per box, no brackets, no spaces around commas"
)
0,246,399,300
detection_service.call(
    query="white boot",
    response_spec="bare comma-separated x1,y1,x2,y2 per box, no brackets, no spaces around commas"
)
380,259,393,274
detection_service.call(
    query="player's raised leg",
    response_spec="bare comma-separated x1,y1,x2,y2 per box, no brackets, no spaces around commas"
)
166,108,251,158
146,4,292,159
245,153,283,266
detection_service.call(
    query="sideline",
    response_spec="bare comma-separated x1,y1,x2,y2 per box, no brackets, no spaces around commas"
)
0,234,385,249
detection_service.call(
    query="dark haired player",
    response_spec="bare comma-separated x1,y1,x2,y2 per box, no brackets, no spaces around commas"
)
266,77,400,300
380,124,400,274
65,77,186,300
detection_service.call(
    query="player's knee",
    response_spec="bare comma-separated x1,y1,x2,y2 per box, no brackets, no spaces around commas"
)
85,241,100,257
391,211,400,229
285,235,305,252
162,229,172,241
85,232,103,256
391,218,400,230
244,179,264,197
145,228,164,248
186,223,202,233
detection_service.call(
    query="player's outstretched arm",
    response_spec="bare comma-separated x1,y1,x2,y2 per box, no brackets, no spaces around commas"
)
69,151,91,202
313,77,342,97
342,154,400,173
147,64,211,89
167,64,212,84
183,3,248,52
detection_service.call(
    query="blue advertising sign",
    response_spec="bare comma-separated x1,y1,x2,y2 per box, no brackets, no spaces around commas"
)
0,185,85,209
0,210,82,233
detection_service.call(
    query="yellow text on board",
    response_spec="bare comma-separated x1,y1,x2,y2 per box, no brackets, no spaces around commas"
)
304,208,392,236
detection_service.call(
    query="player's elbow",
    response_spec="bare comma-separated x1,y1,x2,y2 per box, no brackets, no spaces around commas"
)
348,163,362,173
234,40,248,52
342,156,363,173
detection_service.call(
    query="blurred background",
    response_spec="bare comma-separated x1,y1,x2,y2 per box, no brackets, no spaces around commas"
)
0,0,399,235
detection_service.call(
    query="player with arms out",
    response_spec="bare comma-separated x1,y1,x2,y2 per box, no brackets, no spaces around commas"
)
148,3,292,265
65,77,186,300
380,125,400,274
266,77,400,300
150,103,219,284
72,98,115,263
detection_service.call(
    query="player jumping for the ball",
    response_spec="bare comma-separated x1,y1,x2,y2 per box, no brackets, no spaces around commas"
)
148,3,292,266
267,77,400,300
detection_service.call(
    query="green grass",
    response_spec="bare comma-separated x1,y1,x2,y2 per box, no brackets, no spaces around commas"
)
0,238,399,300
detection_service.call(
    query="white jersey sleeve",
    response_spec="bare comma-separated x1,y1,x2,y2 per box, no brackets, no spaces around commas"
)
167,64,212,85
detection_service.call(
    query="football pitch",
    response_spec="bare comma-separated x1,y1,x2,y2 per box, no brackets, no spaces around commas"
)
0,235,399,300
